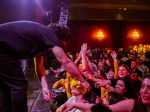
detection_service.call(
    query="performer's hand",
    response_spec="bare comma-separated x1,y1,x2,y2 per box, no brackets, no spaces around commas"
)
42,88,52,102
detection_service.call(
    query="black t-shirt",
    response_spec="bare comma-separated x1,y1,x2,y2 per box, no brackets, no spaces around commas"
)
0,21,61,58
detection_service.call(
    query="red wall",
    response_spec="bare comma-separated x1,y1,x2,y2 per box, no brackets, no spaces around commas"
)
123,22,150,48
68,20,150,53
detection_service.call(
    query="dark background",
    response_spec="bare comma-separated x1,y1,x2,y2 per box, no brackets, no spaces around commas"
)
0,0,150,53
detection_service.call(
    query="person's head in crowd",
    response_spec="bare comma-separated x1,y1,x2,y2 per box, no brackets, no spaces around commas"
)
78,63,83,73
104,48,112,58
140,75,150,105
106,69,115,80
130,58,143,78
98,60,104,71
71,81,87,96
130,58,138,70
128,49,137,59
102,57,107,64
129,53,136,59
118,64,130,78
115,77,133,98
131,72,139,81
105,58,114,69
115,78,127,95
107,91,125,105
71,81,95,103
137,58,144,65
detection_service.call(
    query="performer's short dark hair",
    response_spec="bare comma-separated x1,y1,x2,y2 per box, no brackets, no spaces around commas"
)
48,23,71,41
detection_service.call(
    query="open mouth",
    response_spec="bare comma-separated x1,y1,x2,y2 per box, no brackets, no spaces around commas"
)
141,95,150,100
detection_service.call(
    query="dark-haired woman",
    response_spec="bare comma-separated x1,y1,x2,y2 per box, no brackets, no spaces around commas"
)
59,75,150,112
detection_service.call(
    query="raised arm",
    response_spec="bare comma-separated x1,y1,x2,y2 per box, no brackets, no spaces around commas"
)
61,103,94,112
52,46,90,89
109,99,134,112
111,51,119,79
81,43,94,80
60,99,134,112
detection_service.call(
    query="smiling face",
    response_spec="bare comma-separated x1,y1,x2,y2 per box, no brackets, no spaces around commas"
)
115,80,126,95
140,77,150,105
78,64,83,72
71,83,86,96
106,70,114,80
98,61,104,70
118,66,129,78
130,61,137,69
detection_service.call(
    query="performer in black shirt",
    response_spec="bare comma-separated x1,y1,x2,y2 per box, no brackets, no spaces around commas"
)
0,21,89,112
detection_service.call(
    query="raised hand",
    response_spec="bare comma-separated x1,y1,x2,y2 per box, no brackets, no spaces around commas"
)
111,51,117,61
81,43,88,56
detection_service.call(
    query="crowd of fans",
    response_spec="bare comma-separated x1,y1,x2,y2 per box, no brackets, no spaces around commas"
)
48,44,150,112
